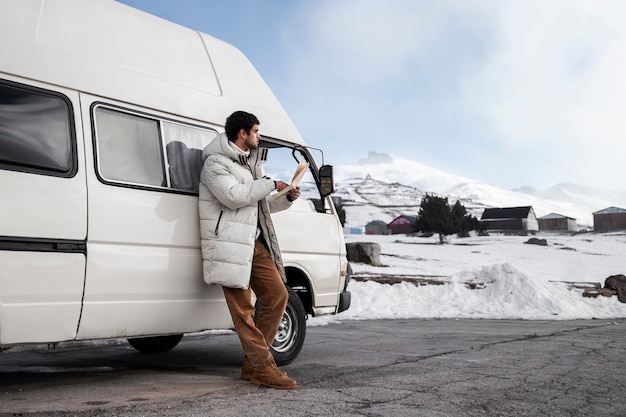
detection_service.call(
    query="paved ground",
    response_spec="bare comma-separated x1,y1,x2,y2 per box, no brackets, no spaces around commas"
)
1,318,624,416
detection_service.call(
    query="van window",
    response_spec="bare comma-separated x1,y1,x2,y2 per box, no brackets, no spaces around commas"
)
260,143,316,199
93,105,216,192
0,81,75,176
95,107,165,186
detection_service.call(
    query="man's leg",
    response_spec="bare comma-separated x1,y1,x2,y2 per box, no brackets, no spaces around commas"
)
222,239,295,389
222,285,274,372
250,240,289,346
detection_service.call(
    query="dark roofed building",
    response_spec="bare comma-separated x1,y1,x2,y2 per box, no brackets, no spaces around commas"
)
365,220,389,235
538,213,577,232
480,206,538,231
387,215,416,235
593,207,626,232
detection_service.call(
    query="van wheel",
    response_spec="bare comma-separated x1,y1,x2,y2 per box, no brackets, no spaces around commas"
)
127,334,183,353
255,287,307,366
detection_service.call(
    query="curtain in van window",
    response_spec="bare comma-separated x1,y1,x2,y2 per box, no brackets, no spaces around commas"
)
163,122,216,192
95,108,165,186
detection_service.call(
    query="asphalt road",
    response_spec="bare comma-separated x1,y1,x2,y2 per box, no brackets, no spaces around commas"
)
1,318,624,416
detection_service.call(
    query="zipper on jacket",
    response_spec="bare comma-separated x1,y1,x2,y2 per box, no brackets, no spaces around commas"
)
215,210,223,236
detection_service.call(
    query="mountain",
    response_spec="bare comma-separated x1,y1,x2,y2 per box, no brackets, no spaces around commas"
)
333,152,626,229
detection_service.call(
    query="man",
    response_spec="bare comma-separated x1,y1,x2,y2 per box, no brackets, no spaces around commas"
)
198,110,300,389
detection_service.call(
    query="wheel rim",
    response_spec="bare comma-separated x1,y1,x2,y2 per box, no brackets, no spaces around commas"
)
271,304,298,353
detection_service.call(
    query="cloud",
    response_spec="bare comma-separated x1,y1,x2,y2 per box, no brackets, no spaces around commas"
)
463,1,626,139
459,1,626,186
301,0,439,82
273,0,626,190
277,1,478,141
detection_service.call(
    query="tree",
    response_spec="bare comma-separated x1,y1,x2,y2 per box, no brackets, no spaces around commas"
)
414,195,481,243
452,200,473,237
414,194,459,244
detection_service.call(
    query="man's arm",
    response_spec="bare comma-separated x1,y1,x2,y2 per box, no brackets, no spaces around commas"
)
202,160,275,210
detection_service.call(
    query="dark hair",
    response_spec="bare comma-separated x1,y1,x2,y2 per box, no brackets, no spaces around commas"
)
225,111,260,142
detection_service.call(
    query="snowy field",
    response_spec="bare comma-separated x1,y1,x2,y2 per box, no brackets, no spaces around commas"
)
309,231,626,325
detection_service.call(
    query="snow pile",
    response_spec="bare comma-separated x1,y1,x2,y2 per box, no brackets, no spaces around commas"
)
309,233,626,325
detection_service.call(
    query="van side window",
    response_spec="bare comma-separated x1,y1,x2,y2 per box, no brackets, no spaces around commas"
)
95,107,165,187
93,106,216,192
0,81,75,176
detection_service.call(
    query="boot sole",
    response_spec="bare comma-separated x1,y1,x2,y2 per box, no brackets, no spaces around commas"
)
251,379,297,390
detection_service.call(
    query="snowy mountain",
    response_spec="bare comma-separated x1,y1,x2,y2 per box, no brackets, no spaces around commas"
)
332,152,626,229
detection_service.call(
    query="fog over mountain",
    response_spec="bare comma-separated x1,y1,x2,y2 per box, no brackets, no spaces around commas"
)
333,152,626,229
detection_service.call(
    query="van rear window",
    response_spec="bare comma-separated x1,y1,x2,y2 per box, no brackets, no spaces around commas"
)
0,81,75,176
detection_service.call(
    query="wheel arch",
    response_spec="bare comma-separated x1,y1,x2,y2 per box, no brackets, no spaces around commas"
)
284,266,313,315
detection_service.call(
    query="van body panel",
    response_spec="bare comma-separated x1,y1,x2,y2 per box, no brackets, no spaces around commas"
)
38,0,221,96
0,80,86,345
0,169,87,239
78,183,233,338
77,243,232,339
0,251,85,345
0,0,303,145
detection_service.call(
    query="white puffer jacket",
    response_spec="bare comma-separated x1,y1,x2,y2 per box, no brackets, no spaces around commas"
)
198,132,292,289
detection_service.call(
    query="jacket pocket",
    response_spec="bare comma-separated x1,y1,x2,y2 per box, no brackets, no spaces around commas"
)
214,210,223,236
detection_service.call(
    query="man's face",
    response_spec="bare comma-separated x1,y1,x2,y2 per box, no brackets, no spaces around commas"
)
243,124,261,150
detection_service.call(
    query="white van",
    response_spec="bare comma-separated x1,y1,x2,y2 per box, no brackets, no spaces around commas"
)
0,0,350,365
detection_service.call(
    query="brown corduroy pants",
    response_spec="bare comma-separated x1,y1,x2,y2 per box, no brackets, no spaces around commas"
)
222,239,289,371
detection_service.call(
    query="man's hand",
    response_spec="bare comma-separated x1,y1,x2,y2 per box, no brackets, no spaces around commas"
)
275,180,289,191
287,185,300,201
273,180,299,201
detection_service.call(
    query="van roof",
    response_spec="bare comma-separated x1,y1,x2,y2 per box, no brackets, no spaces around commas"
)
0,0,305,145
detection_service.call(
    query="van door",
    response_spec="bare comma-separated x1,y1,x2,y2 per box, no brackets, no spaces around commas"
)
0,79,87,345
260,145,346,310
76,98,230,341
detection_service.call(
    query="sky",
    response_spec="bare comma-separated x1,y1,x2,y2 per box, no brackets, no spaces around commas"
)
116,0,626,192
308,232,626,325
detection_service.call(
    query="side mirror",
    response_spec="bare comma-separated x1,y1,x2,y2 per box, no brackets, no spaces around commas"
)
319,165,334,197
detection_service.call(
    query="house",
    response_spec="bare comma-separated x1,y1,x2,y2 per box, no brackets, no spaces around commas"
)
538,213,577,232
593,207,626,232
365,220,389,235
387,215,416,235
480,206,539,231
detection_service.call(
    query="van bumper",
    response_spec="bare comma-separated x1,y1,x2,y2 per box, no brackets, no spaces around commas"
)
337,290,351,313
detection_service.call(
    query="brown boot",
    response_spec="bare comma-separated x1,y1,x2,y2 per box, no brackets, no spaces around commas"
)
251,363,297,390
242,358,287,381
241,357,253,381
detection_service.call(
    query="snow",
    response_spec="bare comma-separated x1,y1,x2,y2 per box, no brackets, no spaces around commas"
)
309,232,626,326
280,152,626,325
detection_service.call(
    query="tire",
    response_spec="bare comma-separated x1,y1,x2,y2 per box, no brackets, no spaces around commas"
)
255,287,307,366
127,334,183,353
